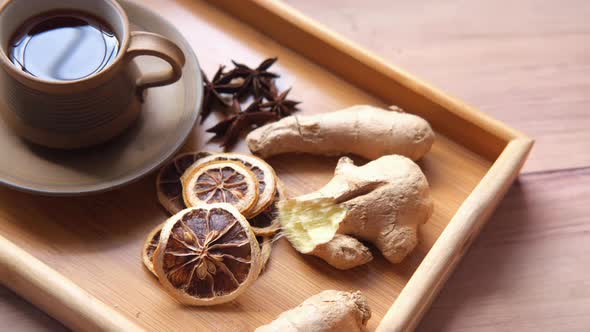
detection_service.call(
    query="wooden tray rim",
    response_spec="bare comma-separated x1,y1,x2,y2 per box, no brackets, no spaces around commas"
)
0,1,534,331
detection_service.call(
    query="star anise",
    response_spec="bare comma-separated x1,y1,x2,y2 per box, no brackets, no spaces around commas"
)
206,98,279,150
259,88,300,118
200,66,241,124
261,77,279,100
226,58,279,99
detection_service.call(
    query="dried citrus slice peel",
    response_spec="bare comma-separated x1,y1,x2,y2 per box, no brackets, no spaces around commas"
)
186,153,277,217
142,223,163,276
156,152,212,214
145,224,272,278
153,204,261,305
258,236,272,273
182,160,259,217
249,180,286,236
253,181,287,272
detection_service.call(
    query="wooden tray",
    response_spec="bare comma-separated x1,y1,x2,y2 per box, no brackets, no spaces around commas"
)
0,0,533,331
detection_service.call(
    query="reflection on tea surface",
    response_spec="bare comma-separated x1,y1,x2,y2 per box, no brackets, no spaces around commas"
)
9,11,119,81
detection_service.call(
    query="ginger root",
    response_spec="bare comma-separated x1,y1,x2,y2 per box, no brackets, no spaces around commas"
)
279,155,433,269
247,105,434,161
256,290,371,332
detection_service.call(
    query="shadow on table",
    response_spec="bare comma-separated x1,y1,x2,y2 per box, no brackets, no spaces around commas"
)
416,179,533,331
0,174,165,252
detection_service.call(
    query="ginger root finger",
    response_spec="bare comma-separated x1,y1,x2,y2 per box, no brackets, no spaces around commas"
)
311,234,373,270
279,155,432,269
246,105,434,161
255,290,371,332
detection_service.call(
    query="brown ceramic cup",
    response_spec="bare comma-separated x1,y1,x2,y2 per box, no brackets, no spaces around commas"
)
0,0,185,149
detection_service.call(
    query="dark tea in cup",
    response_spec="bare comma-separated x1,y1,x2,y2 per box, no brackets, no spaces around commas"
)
0,0,185,149
8,11,119,81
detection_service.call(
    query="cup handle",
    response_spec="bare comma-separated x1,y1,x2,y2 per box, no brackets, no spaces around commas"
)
125,31,186,101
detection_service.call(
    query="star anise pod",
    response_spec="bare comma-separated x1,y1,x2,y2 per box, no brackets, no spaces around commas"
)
259,88,300,118
226,58,279,99
261,77,279,100
200,66,241,124
206,98,279,150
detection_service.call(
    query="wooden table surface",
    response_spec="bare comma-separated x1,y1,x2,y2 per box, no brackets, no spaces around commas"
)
2,0,589,331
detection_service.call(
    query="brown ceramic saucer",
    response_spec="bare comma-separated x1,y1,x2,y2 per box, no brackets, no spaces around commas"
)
0,0,202,195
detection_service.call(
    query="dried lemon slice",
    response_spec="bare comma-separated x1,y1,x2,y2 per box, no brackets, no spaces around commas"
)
142,223,163,276
182,160,259,217
153,204,261,305
252,181,287,271
156,152,212,214
186,153,277,217
258,236,272,273
144,224,271,278
249,180,286,236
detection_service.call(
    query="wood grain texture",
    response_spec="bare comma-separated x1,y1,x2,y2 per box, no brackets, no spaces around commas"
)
0,287,67,332
418,168,590,331
283,0,590,173
0,234,144,331
1,0,580,331
0,0,498,330
280,1,590,330
378,139,531,332
7,169,589,332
